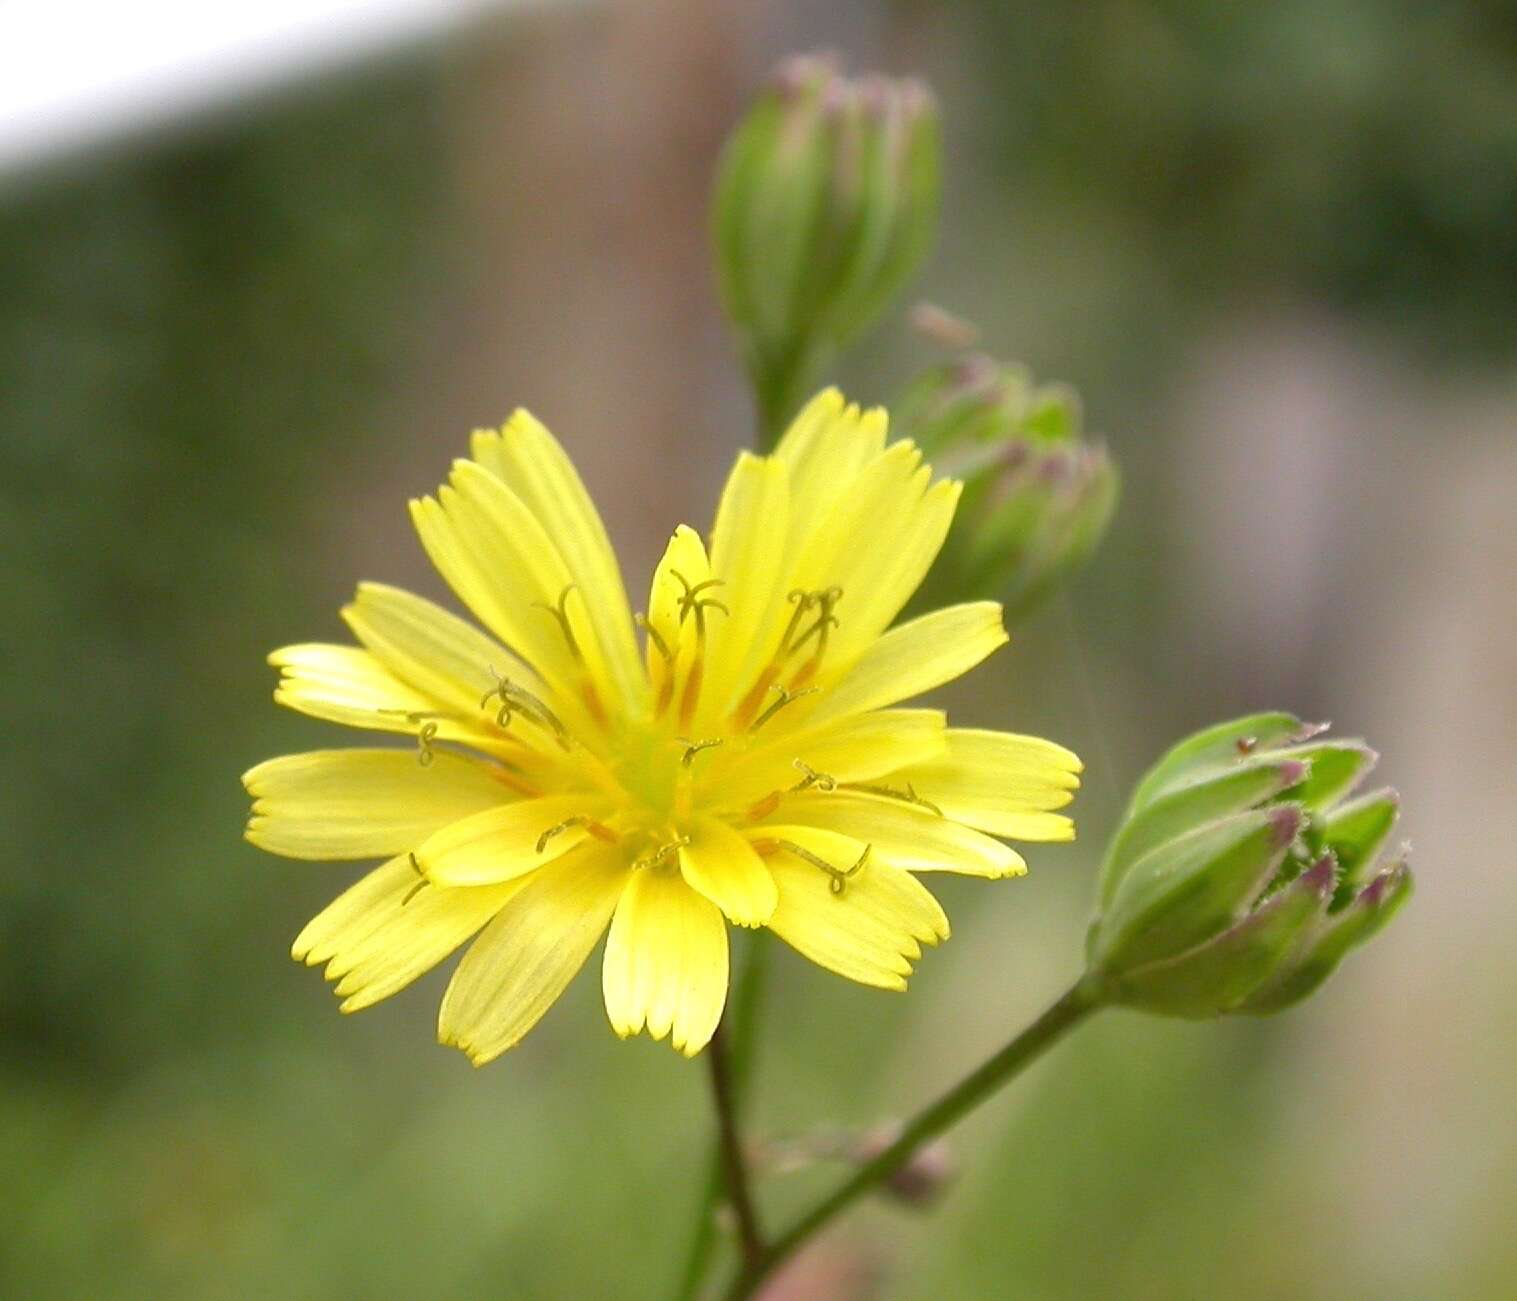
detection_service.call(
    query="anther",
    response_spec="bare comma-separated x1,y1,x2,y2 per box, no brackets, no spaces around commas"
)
678,737,724,768
535,815,617,854
791,760,838,793
750,683,820,733
775,839,872,896
635,612,673,663
532,584,582,660
745,791,783,822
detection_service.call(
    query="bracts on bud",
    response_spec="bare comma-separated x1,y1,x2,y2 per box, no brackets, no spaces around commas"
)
892,343,1119,618
712,53,942,437
1083,713,1413,1019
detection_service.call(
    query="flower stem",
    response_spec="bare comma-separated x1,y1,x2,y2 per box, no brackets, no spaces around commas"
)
674,932,772,1300
723,978,1101,1299
708,1016,765,1270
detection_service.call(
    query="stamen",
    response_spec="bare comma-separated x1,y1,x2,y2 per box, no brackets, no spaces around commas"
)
671,570,729,638
788,585,843,659
535,815,618,854
415,720,439,767
532,584,582,661
403,852,429,906
634,612,673,663
791,760,838,793
728,587,846,732
837,781,943,816
481,668,572,749
775,839,872,896
633,836,690,871
750,683,820,733
778,589,817,652
678,737,725,768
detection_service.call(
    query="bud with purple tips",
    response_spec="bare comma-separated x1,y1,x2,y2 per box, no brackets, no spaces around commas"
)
893,346,1119,618
1084,713,1413,1019
712,53,941,437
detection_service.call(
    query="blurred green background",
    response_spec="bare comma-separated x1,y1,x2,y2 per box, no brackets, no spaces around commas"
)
4,2,1515,1297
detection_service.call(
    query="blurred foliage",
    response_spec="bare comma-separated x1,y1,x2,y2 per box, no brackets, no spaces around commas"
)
0,64,445,1073
964,0,1517,361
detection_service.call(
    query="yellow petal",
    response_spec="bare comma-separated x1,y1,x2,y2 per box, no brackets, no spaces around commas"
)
702,452,791,723
708,708,948,811
764,792,1027,878
470,411,644,710
784,443,960,670
758,826,950,990
408,476,582,709
292,855,525,1013
438,844,630,1064
678,815,778,927
773,391,888,562
414,793,611,887
602,868,728,1055
244,748,515,860
445,462,583,672
341,581,526,717
644,525,715,726
887,728,1083,841
808,602,1008,723
825,474,960,665
270,642,431,731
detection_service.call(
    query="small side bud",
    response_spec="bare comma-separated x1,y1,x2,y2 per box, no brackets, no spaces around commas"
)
712,54,942,435
852,1124,956,1209
1085,713,1414,1019
892,344,1119,617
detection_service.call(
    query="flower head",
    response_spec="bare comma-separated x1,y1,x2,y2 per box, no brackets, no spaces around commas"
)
244,390,1081,1063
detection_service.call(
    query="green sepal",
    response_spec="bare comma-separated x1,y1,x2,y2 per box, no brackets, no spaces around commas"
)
1106,856,1336,1018
1090,804,1302,974
1274,739,1378,810
1096,752,1312,911
1239,858,1413,1014
1126,713,1314,815
1306,787,1400,898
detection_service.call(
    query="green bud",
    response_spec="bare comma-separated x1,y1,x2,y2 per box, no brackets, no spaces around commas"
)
892,349,1119,618
1085,714,1414,1019
712,53,941,438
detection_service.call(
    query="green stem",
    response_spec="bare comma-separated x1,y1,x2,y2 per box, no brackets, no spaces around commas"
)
673,933,772,1300
707,1018,765,1270
723,978,1101,1300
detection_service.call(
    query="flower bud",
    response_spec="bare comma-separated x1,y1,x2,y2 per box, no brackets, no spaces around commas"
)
712,53,941,434
1085,714,1413,1018
892,348,1119,617
851,1124,956,1209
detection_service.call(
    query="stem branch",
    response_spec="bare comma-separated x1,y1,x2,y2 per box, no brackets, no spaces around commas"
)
725,978,1100,1299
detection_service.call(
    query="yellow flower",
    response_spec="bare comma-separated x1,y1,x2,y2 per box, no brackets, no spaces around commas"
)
243,390,1081,1063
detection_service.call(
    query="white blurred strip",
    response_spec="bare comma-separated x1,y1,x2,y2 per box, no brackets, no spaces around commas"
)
0,0,561,175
